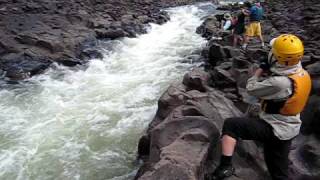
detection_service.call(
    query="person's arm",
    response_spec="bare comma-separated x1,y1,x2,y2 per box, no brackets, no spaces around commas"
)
246,69,281,98
223,20,231,30
242,8,250,16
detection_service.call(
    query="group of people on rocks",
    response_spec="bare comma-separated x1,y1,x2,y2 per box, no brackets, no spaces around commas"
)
209,1,313,180
220,0,264,49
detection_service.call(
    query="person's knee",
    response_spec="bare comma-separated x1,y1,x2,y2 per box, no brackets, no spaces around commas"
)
222,118,241,138
223,118,238,129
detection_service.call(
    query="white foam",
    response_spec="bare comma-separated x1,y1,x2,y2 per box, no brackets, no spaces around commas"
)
0,3,212,180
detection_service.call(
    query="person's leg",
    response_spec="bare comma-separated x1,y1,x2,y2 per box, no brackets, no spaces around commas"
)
233,34,238,47
264,139,292,180
256,22,264,47
222,135,237,156
242,23,254,49
242,35,249,49
212,117,274,179
259,34,264,47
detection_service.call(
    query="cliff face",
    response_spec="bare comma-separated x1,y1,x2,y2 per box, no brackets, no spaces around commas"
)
0,0,202,80
136,0,320,180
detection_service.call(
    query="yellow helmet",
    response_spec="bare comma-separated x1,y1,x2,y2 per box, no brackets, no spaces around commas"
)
272,34,304,66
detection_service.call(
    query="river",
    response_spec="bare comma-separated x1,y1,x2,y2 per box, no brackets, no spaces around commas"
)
0,3,215,180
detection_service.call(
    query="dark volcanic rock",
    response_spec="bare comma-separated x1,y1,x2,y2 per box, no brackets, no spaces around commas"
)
0,53,51,80
136,69,270,180
0,0,204,79
154,0,320,179
208,43,227,65
135,0,320,179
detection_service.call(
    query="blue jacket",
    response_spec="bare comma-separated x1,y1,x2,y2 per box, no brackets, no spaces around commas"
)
250,5,263,22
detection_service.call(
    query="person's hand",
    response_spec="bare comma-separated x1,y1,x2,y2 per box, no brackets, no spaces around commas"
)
254,68,264,77
259,61,270,71
259,56,270,71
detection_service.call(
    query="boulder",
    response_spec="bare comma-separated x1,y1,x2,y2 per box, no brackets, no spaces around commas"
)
208,43,227,65
0,0,200,79
182,68,209,92
0,53,52,80
306,61,320,77
196,15,220,39
136,69,272,180
95,28,126,39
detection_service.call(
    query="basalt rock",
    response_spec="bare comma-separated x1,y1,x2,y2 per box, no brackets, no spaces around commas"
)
190,0,320,179
0,53,52,80
136,0,320,179
136,69,270,180
0,0,204,79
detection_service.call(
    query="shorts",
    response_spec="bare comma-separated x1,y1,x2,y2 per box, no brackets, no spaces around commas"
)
245,22,262,37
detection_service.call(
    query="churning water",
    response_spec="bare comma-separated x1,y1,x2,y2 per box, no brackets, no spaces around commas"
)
0,3,214,180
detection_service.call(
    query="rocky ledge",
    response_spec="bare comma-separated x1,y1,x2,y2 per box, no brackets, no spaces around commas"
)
0,0,204,80
136,0,320,180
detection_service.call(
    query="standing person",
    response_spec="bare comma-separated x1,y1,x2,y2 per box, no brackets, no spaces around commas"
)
232,10,246,47
211,34,312,180
242,0,264,49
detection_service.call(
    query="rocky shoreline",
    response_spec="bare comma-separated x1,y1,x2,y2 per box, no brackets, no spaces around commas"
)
0,0,205,80
136,0,320,179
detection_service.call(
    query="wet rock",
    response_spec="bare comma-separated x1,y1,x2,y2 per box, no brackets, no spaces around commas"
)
196,15,220,39
301,95,320,138
79,47,103,60
311,79,320,96
232,57,252,70
245,48,269,63
0,0,201,79
222,46,242,59
182,68,209,92
0,53,51,79
136,69,249,180
211,66,236,88
306,61,320,77
208,43,226,65
137,15,152,24
88,17,112,29
300,136,320,171
56,58,82,67
95,28,126,39
289,135,320,180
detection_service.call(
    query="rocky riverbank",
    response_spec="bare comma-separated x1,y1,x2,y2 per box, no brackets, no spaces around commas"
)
136,0,320,179
0,0,205,80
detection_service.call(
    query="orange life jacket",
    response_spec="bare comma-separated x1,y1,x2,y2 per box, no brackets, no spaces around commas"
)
261,69,311,116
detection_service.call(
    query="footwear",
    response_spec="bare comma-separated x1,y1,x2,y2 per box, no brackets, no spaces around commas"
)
211,165,235,180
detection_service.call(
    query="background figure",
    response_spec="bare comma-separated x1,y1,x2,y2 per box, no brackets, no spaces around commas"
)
222,13,232,31
232,10,246,47
242,0,264,49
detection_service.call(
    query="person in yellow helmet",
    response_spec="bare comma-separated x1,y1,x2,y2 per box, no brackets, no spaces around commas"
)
211,34,311,180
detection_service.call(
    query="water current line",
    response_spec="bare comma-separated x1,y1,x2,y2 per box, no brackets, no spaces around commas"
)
0,3,215,180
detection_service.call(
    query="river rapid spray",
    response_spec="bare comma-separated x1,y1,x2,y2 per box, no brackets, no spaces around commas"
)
0,3,215,180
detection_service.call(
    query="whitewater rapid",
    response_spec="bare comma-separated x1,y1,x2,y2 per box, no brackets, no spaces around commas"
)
0,3,214,180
